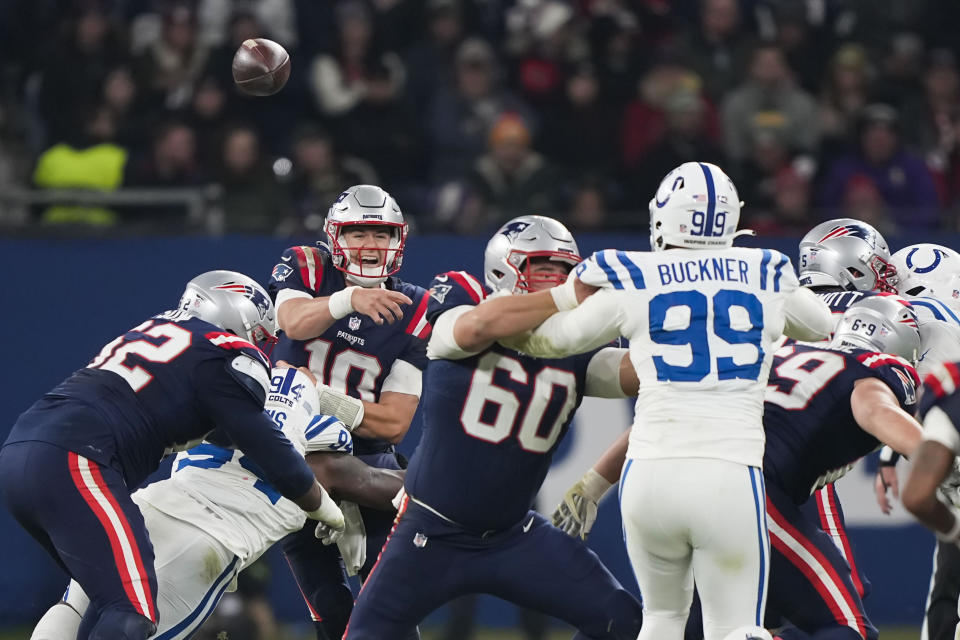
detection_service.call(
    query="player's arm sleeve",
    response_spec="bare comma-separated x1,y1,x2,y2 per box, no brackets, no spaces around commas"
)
197,358,316,500
923,405,960,454
506,289,625,359
783,286,833,341
585,347,632,398
268,246,322,302
381,359,423,397
428,305,484,360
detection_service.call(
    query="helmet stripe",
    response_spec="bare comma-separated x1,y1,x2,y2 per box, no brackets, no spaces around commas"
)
698,163,716,237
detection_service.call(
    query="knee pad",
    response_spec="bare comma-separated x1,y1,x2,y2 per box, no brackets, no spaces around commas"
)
86,609,156,640
722,627,773,640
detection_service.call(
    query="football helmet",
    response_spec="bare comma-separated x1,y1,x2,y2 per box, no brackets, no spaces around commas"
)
831,294,921,364
176,270,278,346
721,627,773,640
324,184,408,287
891,243,960,308
484,215,581,293
798,218,896,292
648,161,748,251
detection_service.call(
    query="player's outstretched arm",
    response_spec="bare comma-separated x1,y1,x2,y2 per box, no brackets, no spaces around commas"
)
903,440,960,543
505,289,624,359
850,377,923,456
278,287,413,339
783,286,833,342
306,452,405,511
449,289,563,353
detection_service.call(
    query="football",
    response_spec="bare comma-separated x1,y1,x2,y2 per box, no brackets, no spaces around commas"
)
232,38,291,96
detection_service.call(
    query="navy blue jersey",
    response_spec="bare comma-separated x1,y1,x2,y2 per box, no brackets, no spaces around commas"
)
268,245,429,454
5,315,314,496
918,361,960,427
814,289,879,319
404,271,598,532
763,343,919,504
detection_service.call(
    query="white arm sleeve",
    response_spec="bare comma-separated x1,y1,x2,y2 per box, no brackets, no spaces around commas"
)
381,359,423,397
783,287,833,342
426,306,482,360
276,288,313,312
585,347,631,398
505,289,624,359
923,405,960,455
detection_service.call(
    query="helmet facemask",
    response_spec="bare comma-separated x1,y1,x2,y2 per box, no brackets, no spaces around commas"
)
500,250,581,294
325,220,408,287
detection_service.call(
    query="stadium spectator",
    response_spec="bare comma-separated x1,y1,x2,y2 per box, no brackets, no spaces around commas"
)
214,124,290,234
426,37,534,183
132,3,210,111
403,0,465,111
564,177,610,231
32,105,128,228
455,113,557,233
280,123,377,236
674,0,754,101
505,0,580,108
589,12,645,107
308,0,405,119
818,44,874,154
721,43,819,165
819,103,941,229
747,164,815,236
126,120,203,189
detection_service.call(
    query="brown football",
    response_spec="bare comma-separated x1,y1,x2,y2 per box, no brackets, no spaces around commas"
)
232,38,291,96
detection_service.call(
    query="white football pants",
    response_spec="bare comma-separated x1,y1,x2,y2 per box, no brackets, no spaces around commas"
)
620,457,770,640
32,503,241,640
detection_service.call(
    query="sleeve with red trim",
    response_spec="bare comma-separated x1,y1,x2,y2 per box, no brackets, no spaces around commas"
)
425,271,488,325
397,284,430,371
855,352,920,412
195,358,316,500
267,245,329,300
919,361,960,423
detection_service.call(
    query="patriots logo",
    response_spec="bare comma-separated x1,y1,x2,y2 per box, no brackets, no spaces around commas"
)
894,368,917,405
335,190,350,203
500,221,531,240
818,224,875,245
430,283,452,304
271,263,293,282
213,283,271,321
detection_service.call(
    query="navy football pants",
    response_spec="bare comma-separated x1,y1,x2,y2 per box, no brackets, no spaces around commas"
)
0,442,158,638
281,452,416,640
343,496,644,639
765,482,877,640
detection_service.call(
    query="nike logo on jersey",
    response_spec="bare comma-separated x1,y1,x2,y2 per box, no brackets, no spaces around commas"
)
919,348,931,362
522,516,534,533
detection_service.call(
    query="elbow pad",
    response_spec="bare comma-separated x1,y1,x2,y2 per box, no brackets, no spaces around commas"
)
315,382,365,431
227,355,270,406
783,287,833,342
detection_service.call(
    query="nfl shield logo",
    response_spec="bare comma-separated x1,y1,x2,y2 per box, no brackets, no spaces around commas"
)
413,532,428,548
348,316,361,331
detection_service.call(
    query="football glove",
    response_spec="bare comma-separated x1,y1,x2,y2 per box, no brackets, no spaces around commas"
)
335,501,367,576
304,485,345,542
552,469,613,540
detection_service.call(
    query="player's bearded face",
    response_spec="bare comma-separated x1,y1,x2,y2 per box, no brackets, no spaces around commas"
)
341,226,393,274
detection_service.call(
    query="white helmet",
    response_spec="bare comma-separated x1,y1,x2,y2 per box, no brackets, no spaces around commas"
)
484,215,581,294
830,294,921,364
175,270,277,346
324,184,408,287
798,218,896,292
891,244,960,308
721,627,773,640
648,161,748,251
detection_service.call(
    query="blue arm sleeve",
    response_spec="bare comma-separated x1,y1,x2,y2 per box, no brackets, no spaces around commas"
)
196,360,315,500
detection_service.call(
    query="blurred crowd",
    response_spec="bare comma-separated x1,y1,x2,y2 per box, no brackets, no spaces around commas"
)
2,0,960,236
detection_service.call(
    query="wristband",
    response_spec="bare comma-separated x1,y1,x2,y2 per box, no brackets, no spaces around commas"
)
550,277,580,311
936,506,960,544
328,286,358,320
878,446,900,467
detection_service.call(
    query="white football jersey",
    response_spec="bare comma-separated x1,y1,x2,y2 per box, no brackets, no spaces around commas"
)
134,368,352,565
904,296,960,377
522,247,806,467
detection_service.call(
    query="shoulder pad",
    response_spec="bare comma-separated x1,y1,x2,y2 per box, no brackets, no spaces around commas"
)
427,271,488,324
302,414,354,454
857,352,919,409
576,250,647,290
227,354,271,406
204,331,270,368
289,245,329,294
403,286,432,339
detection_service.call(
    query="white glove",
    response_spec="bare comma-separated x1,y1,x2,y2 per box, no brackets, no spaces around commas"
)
334,501,368,576
315,382,365,431
552,469,613,540
304,486,345,542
